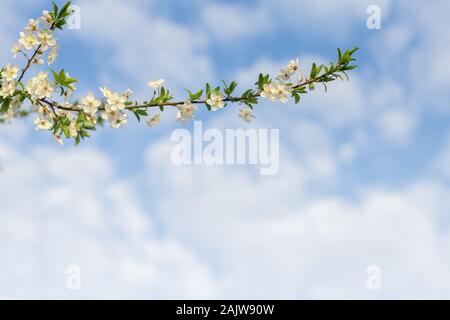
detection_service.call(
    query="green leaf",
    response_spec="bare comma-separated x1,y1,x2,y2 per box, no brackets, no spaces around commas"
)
132,109,148,122
0,98,11,114
223,81,238,96
58,2,72,19
83,125,96,131
256,74,271,91
310,63,323,79
62,125,70,138
50,68,59,82
292,91,301,104
52,2,59,18
135,109,148,116
185,89,203,101
97,116,105,126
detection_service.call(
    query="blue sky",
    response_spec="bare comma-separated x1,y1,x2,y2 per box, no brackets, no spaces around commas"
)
1,0,450,299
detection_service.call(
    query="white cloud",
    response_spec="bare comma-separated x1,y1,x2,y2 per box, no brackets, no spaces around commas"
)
201,3,271,41
369,24,413,68
303,76,366,127
74,0,213,95
367,1,450,110
0,133,217,299
377,108,417,144
145,138,450,299
338,143,357,163
263,0,392,40
2,0,450,300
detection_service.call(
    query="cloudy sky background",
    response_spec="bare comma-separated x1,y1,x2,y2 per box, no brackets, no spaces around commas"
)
1,0,450,299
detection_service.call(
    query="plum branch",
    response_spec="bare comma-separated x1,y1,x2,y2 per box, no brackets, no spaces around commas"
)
0,1,359,145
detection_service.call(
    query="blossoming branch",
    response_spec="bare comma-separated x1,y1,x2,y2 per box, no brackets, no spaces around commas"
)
0,1,359,145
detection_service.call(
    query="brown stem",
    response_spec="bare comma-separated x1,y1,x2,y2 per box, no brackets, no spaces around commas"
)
17,44,42,83
38,75,331,114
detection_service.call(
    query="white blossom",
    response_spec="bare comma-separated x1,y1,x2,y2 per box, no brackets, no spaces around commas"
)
19,32,38,50
48,45,58,65
123,89,133,99
25,72,54,100
148,79,165,89
111,112,128,129
69,120,78,138
278,58,299,81
102,110,128,129
33,117,53,131
40,10,54,28
53,133,64,146
99,87,113,99
239,108,255,123
146,114,161,127
1,64,20,81
32,54,45,65
100,87,126,111
25,19,40,33
176,101,197,123
37,30,57,50
80,92,101,115
106,93,126,111
287,59,299,72
11,44,21,59
261,82,291,103
0,81,18,98
206,92,225,111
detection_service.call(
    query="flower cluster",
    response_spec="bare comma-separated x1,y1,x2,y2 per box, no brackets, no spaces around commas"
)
80,93,101,115
176,101,197,123
0,64,20,99
239,108,256,123
260,58,307,103
99,87,130,129
0,3,70,123
1,64,19,82
206,92,225,111
0,1,358,145
261,82,292,103
16,15,59,65
25,72,55,101
1,96,22,123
